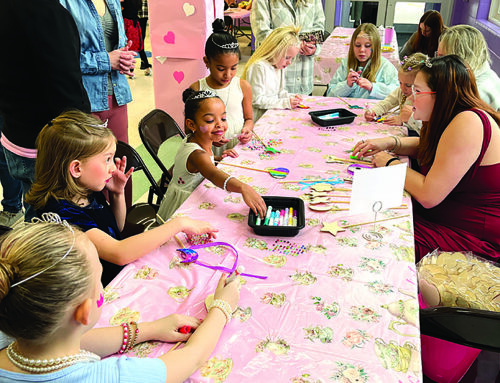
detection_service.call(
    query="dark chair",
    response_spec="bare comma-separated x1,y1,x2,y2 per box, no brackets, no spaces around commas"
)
138,109,186,199
114,141,163,237
420,306,500,352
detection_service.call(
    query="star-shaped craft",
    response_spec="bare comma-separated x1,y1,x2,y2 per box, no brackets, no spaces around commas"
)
320,221,346,236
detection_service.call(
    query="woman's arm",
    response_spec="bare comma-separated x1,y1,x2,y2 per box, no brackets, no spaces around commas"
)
239,79,254,144
353,136,420,158
86,216,218,265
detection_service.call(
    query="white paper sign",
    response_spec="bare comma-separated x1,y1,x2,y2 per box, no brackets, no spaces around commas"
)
349,163,407,216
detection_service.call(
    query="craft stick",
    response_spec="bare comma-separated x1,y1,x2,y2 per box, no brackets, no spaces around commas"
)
252,130,267,147
383,107,400,118
330,156,372,165
310,204,408,212
341,214,410,229
218,162,269,173
167,341,183,354
337,96,354,107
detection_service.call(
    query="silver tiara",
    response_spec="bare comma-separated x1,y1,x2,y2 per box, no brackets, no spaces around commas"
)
10,213,75,288
212,37,239,50
189,90,218,101
400,55,432,70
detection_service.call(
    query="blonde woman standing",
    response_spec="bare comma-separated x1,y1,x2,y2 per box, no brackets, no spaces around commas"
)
437,24,500,111
242,26,302,121
250,0,325,96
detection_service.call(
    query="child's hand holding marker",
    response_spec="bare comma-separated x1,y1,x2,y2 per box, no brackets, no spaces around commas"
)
364,109,376,121
290,94,303,109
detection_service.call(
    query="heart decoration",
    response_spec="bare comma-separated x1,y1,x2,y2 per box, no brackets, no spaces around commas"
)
155,56,167,64
164,31,175,44
173,71,184,84
183,2,195,16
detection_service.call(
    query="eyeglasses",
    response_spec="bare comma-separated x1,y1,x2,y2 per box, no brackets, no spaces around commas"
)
411,84,436,98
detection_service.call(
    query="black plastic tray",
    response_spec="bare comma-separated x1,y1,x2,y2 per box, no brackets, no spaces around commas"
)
309,108,357,126
248,196,305,237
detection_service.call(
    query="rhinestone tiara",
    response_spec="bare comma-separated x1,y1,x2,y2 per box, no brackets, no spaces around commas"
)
188,90,218,101
212,38,239,50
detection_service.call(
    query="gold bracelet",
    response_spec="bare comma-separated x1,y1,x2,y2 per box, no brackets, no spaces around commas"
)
390,136,398,151
209,299,233,324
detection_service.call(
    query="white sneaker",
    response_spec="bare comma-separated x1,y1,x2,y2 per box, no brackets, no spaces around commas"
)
0,210,24,227
144,67,152,76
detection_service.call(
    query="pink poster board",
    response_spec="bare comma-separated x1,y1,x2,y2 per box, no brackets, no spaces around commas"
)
149,0,223,126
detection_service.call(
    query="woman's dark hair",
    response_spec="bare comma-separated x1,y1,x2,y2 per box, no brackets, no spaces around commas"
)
182,88,221,131
205,18,240,60
418,55,500,167
411,10,445,57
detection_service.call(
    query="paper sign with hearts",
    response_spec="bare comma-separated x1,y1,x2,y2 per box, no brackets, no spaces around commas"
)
164,31,175,44
173,71,184,84
183,2,195,16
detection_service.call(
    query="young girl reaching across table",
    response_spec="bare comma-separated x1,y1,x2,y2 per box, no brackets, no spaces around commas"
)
0,219,240,382
25,111,218,286
365,52,427,135
353,55,500,262
326,23,399,100
190,18,253,157
157,89,267,222
242,26,302,122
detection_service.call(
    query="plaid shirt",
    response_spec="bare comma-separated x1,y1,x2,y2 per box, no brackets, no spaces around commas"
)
138,0,148,18
251,0,325,95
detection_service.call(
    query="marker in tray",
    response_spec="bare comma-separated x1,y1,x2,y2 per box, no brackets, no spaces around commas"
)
259,206,298,227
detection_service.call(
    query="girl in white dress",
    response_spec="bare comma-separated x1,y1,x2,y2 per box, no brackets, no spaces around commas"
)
242,26,302,122
157,89,267,221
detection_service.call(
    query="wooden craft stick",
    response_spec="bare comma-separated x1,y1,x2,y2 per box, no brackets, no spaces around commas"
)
337,96,354,107
218,162,269,173
330,156,371,165
252,130,267,147
310,204,408,212
342,214,410,229
167,341,183,353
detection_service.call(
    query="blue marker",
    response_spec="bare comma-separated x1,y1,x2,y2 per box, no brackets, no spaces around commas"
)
273,211,280,226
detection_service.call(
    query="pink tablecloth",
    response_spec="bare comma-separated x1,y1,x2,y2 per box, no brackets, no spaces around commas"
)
314,27,400,85
97,97,422,383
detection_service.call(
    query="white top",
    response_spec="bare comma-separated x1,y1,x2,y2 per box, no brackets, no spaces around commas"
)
246,59,291,121
199,76,244,155
475,63,500,111
157,138,214,221
370,86,422,134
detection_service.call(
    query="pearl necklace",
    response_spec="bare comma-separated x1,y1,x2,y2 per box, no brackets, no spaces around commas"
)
7,342,101,374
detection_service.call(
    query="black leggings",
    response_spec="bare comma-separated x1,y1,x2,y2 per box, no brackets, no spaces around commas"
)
138,17,150,68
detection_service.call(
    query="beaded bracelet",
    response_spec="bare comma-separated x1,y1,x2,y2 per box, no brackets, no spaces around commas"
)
119,321,139,354
223,176,234,192
208,299,233,324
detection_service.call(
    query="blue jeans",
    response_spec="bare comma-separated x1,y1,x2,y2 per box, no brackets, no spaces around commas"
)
3,148,36,221
0,116,23,214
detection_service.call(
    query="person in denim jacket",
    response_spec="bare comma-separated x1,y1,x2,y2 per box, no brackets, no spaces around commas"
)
59,0,134,145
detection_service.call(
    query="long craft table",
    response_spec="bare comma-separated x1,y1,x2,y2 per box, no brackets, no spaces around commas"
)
314,27,400,86
97,96,422,383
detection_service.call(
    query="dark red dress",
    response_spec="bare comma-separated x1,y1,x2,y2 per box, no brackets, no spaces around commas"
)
414,109,500,261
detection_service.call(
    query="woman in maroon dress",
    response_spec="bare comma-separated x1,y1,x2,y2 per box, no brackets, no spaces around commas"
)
353,55,500,261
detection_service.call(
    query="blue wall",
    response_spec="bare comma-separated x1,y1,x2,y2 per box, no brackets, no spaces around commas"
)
451,0,500,74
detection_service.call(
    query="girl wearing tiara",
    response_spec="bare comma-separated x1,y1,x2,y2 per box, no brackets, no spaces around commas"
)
190,19,253,157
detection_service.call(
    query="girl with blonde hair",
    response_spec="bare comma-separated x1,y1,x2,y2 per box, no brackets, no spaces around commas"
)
365,52,428,134
327,23,399,99
0,220,240,382
437,24,500,111
242,26,302,121
26,110,218,286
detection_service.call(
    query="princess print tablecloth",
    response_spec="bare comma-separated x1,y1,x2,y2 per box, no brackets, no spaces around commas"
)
97,97,422,383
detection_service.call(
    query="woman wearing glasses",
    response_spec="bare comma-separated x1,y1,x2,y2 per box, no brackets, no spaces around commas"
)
353,55,500,262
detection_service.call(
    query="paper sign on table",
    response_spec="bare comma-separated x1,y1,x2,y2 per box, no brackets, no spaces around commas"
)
349,163,407,215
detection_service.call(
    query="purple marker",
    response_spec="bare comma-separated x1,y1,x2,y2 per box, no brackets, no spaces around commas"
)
292,210,297,226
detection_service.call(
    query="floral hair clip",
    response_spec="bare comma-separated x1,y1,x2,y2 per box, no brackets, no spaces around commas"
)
11,213,75,288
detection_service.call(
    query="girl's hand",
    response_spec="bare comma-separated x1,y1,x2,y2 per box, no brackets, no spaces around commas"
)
352,137,393,158
347,70,360,87
364,110,376,121
241,184,267,218
238,128,252,144
384,115,403,126
400,105,413,123
214,274,240,312
356,78,373,92
290,95,302,109
177,217,219,239
106,156,133,194
300,42,316,56
373,151,400,168
220,149,238,159
213,136,230,147
148,314,202,343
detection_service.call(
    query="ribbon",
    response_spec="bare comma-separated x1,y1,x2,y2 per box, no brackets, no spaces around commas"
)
177,242,267,280
298,176,344,190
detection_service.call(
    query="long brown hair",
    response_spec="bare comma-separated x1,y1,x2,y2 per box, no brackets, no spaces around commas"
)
411,10,445,57
418,55,500,167
347,23,381,83
26,110,116,210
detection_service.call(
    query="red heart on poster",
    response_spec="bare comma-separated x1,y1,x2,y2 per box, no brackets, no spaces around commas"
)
173,71,184,84
164,31,175,44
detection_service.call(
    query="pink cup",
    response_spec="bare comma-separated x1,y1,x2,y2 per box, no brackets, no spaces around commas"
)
384,27,394,45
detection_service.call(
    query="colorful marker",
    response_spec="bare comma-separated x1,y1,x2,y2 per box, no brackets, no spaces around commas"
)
292,210,297,226
284,208,289,226
288,207,294,226
264,205,273,226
